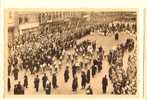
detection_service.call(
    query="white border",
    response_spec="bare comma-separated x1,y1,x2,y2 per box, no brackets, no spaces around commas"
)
0,0,146,100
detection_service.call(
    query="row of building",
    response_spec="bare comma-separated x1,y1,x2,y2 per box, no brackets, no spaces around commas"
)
7,11,136,43
8,11,89,39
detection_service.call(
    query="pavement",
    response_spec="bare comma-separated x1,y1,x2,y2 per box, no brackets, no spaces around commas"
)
7,32,136,95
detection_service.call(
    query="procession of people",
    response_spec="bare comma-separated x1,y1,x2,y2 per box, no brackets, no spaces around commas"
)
7,13,137,95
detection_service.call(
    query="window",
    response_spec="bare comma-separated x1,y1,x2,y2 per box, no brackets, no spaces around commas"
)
24,17,28,23
18,17,22,24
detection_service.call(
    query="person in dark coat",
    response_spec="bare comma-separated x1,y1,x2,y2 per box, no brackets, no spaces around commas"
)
45,81,51,95
34,75,40,92
72,64,77,78
98,46,103,53
86,85,93,95
8,77,11,92
72,76,78,92
16,81,22,93
97,58,102,72
86,69,90,83
115,33,119,40
16,81,24,94
42,73,48,90
13,67,19,80
108,51,113,64
81,71,87,89
64,66,69,82
23,75,28,88
102,75,108,94
14,85,18,94
52,73,58,89
93,59,98,65
92,42,96,51
8,65,11,76
92,65,97,78
104,29,107,36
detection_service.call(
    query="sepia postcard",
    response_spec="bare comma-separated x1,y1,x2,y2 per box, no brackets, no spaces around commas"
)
4,9,139,97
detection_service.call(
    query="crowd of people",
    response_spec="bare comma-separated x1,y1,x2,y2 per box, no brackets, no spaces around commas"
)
7,15,137,95
90,21,136,37
108,38,136,95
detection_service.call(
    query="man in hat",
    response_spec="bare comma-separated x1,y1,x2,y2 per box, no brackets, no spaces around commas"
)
72,64,77,78
16,81,24,94
8,65,11,76
52,73,58,89
23,74,28,88
102,75,108,94
13,67,19,80
81,71,87,89
14,85,18,94
8,77,11,92
92,65,97,78
34,75,40,92
72,76,78,92
86,69,90,83
97,58,102,72
115,33,119,40
64,66,70,83
42,73,48,90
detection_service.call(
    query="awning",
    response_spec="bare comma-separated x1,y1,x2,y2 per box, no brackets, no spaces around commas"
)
19,22,39,30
